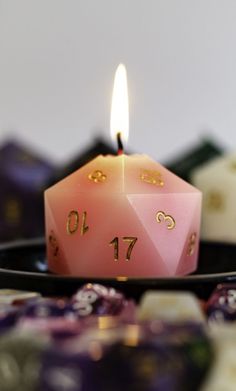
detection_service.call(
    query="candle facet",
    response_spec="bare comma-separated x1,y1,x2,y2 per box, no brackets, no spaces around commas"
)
45,154,201,277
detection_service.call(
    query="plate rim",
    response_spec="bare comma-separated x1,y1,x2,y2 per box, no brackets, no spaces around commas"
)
0,238,235,283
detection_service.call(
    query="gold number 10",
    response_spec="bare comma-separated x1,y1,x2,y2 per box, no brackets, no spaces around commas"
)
66,210,89,236
109,237,138,261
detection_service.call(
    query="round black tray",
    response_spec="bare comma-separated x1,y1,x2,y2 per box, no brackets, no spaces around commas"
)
0,239,236,300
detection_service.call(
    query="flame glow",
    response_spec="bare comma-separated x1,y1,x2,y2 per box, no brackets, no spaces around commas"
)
110,64,129,143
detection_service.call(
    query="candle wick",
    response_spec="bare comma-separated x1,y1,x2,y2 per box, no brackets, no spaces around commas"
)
117,132,124,155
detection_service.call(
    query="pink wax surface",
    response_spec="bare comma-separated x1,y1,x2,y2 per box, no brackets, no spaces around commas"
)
45,154,201,278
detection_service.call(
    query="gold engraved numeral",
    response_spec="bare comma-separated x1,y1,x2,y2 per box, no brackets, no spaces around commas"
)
229,161,236,171
140,169,164,187
110,237,119,261
109,237,138,261
49,230,59,257
156,211,175,230
187,232,197,256
81,211,89,235
88,170,107,183
206,191,224,211
66,210,89,235
66,210,79,234
123,237,138,260
5,199,21,224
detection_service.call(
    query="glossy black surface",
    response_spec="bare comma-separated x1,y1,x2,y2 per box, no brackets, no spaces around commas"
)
0,239,236,300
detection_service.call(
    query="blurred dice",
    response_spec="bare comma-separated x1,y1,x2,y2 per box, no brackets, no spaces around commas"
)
21,298,75,319
192,152,236,243
58,137,116,179
166,138,224,183
138,291,205,323
18,298,81,339
39,346,94,391
39,321,212,391
207,284,236,323
0,331,47,391
72,283,127,317
105,325,211,391
201,324,236,391
0,289,41,305
0,305,19,332
0,140,56,241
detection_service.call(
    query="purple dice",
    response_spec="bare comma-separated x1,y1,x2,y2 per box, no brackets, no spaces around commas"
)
207,283,236,322
72,283,126,317
0,304,19,331
38,347,96,391
93,322,212,391
0,140,56,240
21,298,76,319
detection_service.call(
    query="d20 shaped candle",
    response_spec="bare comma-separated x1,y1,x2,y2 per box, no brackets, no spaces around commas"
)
45,154,201,278
192,153,236,243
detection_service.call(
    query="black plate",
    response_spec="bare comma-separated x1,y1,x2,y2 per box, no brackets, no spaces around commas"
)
0,239,236,300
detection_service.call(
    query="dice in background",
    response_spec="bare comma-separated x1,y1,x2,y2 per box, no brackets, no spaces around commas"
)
0,140,56,241
165,138,224,183
192,152,236,243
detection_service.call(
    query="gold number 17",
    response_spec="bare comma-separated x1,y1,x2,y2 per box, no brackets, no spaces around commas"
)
109,237,138,261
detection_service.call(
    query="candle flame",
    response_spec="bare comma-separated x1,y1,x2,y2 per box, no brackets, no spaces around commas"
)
110,64,129,143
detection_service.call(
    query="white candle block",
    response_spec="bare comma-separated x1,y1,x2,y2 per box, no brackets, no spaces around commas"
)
137,290,205,322
192,153,236,243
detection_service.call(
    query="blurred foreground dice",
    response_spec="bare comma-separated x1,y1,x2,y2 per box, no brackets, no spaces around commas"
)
138,291,205,323
201,325,236,391
0,284,232,391
0,332,47,391
207,284,236,323
39,322,212,391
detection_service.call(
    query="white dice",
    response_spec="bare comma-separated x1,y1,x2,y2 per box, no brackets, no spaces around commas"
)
201,324,236,391
192,153,236,243
137,290,205,322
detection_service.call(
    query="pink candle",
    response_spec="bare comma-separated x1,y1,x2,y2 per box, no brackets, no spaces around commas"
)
45,65,202,278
